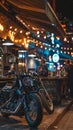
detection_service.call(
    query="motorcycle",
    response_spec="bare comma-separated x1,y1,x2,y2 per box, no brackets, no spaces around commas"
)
0,71,43,127
22,71,54,114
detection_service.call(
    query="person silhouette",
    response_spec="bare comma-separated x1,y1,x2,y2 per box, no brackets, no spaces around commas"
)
37,58,48,77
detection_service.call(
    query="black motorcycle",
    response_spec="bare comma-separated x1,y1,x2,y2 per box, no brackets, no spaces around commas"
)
0,72,43,127
22,71,54,114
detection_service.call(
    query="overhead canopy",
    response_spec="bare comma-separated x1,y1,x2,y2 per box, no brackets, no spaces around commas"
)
0,0,66,39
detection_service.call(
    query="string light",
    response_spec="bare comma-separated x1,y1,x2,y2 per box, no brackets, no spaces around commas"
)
0,24,4,31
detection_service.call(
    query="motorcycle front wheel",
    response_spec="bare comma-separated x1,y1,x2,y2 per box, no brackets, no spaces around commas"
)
24,93,43,127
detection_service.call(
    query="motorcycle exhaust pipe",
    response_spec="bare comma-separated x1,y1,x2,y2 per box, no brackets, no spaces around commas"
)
1,102,21,114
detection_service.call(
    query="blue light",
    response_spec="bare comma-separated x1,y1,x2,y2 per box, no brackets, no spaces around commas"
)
52,53,59,63
48,63,55,72
29,42,35,49
19,54,25,58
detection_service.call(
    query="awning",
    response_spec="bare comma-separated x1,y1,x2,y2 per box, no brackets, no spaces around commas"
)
0,0,66,39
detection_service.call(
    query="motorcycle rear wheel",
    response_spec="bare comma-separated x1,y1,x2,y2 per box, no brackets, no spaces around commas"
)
24,93,43,127
40,92,54,114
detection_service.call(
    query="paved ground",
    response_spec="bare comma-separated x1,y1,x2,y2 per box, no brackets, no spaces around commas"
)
48,102,73,130
0,99,72,130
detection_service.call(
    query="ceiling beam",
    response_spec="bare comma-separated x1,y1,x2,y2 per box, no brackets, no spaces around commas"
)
45,1,66,37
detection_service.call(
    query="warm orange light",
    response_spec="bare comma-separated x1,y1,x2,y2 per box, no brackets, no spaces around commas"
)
71,52,73,57
23,38,28,49
0,24,4,31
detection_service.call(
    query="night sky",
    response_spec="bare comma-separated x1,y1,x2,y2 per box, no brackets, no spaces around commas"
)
56,0,73,20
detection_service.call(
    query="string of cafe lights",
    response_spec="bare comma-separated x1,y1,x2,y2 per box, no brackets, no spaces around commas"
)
0,21,73,58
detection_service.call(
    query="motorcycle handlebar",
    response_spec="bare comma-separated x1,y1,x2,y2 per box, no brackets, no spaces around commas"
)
28,71,39,77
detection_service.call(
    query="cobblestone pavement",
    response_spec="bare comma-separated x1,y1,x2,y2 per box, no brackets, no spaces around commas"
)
0,99,72,130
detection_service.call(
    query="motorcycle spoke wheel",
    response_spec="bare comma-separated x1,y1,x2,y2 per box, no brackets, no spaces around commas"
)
27,100,38,120
24,93,43,127
40,92,54,114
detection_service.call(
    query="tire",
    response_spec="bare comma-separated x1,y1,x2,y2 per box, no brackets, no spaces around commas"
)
40,92,54,114
24,93,43,127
